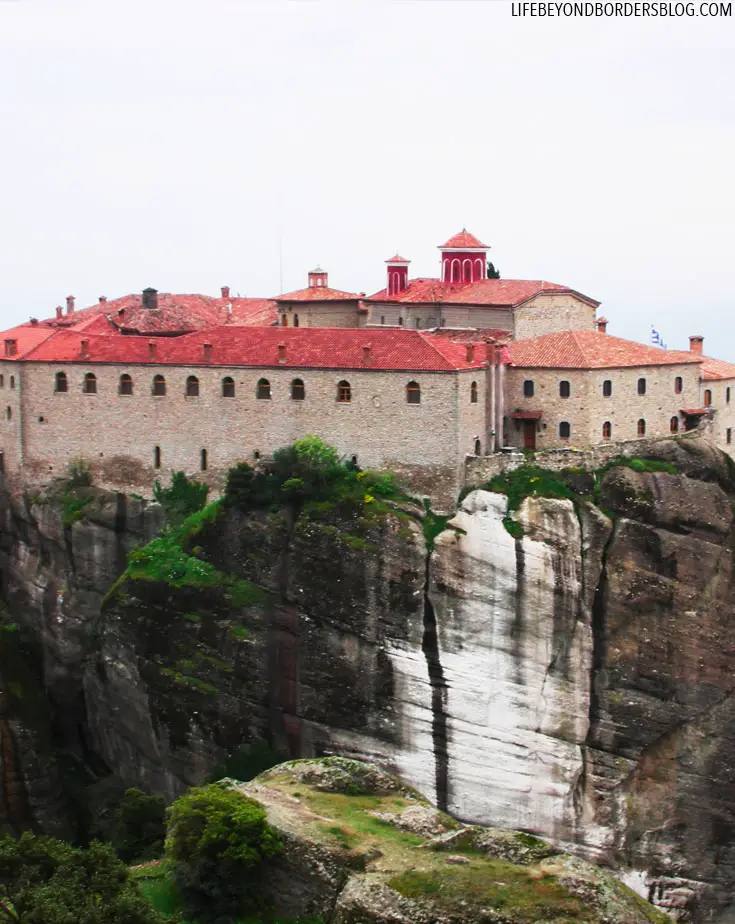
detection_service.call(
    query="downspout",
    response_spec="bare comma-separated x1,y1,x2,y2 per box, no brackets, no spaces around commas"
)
487,341,496,453
16,364,24,470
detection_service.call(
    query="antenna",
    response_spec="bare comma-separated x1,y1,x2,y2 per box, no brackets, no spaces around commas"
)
278,233,284,294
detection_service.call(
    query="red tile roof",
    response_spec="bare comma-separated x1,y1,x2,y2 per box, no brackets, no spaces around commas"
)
0,323,58,360
699,355,735,381
385,254,410,264
22,326,489,372
439,229,488,250
508,330,701,370
39,293,278,334
368,277,598,307
274,286,362,303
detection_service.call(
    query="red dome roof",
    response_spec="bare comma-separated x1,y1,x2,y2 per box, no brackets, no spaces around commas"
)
439,229,488,250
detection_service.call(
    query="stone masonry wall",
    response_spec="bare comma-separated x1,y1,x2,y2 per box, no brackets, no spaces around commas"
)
278,301,365,328
504,361,700,449
702,377,735,458
513,293,596,339
12,361,482,506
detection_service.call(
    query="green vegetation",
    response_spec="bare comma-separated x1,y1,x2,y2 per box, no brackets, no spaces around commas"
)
503,516,524,539
0,833,165,923
209,741,287,784
166,783,283,921
60,491,93,526
154,471,209,527
105,787,166,864
66,457,93,487
388,863,593,921
423,504,450,552
596,455,679,477
485,465,575,513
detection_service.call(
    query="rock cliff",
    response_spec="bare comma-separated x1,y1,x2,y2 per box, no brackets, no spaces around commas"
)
0,439,734,922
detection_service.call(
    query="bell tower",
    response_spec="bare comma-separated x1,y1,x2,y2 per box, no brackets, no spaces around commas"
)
385,254,410,295
439,229,489,284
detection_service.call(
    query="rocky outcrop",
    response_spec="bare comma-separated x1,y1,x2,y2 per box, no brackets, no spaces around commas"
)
1,455,735,921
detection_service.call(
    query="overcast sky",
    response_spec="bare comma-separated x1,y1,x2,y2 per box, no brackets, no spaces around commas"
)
1,0,733,356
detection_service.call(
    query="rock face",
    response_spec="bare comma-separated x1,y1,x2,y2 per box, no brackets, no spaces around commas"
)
0,455,735,922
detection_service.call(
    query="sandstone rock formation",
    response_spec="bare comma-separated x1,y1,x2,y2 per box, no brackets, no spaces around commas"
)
0,451,734,921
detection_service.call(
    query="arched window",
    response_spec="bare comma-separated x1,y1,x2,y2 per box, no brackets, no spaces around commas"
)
222,376,235,398
474,438,482,456
602,421,612,440
559,421,571,439
674,376,683,394
118,374,133,395
670,416,679,433
291,378,305,401
451,259,460,283
152,374,166,396
603,380,612,397
54,371,68,393
406,381,420,404
154,446,161,469
200,448,208,471
280,314,288,327
559,380,571,398
256,378,271,400
470,381,478,404
637,418,646,437
337,380,351,403
463,259,472,282
523,380,534,398
83,372,97,394
637,378,646,395
704,388,712,406
293,314,300,328
186,375,199,397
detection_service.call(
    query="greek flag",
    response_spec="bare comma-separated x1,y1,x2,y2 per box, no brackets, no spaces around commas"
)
651,326,667,350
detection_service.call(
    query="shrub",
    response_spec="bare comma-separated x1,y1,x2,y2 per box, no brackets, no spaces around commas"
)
166,783,282,919
108,788,166,864
66,457,93,487
153,471,208,527
485,465,575,513
0,832,164,923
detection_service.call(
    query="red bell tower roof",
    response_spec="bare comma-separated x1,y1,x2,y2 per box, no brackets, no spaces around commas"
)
385,254,410,264
439,229,488,251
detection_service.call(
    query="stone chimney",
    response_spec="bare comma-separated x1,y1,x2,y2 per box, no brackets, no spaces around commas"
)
30,318,38,327
4,340,17,358
466,343,476,363
99,296,107,304
596,316,608,334
277,343,287,363
362,344,372,366
148,340,157,360
80,339,89,360
689,335,704,355
142,288,158,310
221,286,230,299
55,306,63,320
203,343,213,362
66,295,75,315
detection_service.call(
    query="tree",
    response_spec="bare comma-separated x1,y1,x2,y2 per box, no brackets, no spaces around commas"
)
0,833,165,923
108,789,166,864
153,471,208,526
166,783,282,919
487,261,501,279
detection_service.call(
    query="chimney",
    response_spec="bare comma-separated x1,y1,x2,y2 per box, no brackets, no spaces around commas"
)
277,342,287,363
308,267,328,289
4,340,17,358
362,343,372,365
66,295,75,315
29,318,38,327
80,339,89,360
596,316,608,334
148,340,157,360
203,343,213,362
99,296,107,304
689,335,704,355
484,338,497,363
55,306,63,320
221,286,230,299
466,343,476,363
142,287,158,310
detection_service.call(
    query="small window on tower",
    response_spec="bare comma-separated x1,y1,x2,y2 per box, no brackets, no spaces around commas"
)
603,380,612,397
559,380,570,398
55,371,68,393
704,388,712,406
119,374,133,396
406,381,420,404
222,376,235,398
637,378,647,395
257,378,271,400
523,380,534,398
186,375,200,397
152,375,166,396
83,373,97,394
470,381,478,404
291,378,305,401
559,421,571,439
674,376,683,394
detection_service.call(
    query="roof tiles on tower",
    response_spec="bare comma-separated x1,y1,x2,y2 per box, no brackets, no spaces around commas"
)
385,254,410,264
274,286,362,303
508,330,701,370
22,326,489,372
439,230,489,250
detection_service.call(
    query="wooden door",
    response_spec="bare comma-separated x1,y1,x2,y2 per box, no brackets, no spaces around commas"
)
523,420,536,450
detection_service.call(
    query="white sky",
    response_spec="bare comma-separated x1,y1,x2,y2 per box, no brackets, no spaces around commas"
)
1,0,734,356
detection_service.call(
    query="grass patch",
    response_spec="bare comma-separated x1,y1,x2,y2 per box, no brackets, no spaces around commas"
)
503,516,524,539
60,491,93,527
484,465,575,514
388,862,594,921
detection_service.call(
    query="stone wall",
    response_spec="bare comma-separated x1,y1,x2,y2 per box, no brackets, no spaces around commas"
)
12,361,482,507
278,301,365,328
513,293,597,339
504,360,701,450
702,377,735,458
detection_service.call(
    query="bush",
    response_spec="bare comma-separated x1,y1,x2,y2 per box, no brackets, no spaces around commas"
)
485,465,575,513
154,471,209,527
108,788,166,864
0,832,164,923
166,783,282,919
66,457,93,488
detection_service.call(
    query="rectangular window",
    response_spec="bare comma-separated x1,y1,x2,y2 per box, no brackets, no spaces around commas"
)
728,428,732,445
523,380,534,398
